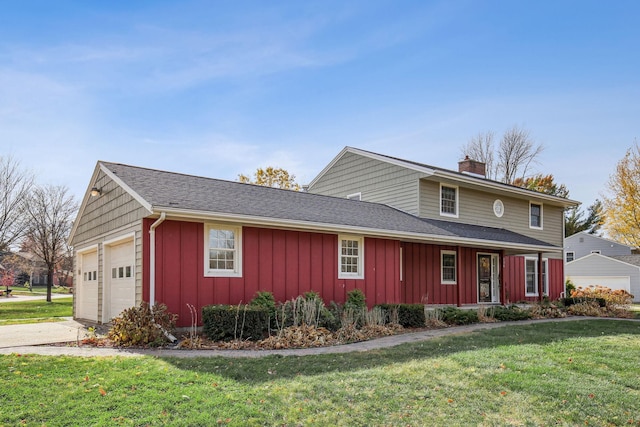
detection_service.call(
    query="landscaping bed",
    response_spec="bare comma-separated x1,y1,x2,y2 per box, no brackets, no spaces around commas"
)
68,286,637,351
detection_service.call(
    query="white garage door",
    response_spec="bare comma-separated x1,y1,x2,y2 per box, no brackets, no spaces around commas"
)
569,276,631,293
104,239,136,322
77,250,99,321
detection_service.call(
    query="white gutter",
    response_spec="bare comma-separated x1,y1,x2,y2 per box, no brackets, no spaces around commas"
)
149,212,166,307
148,212,176,343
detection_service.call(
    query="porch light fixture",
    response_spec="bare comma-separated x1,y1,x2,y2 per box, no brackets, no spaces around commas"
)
90,187,102,197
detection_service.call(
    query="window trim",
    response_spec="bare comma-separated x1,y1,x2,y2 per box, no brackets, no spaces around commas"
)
565,251,575,263
525,257,548,296
338,235,365,279
204,223,242,277
440,250,457,285
529,202,543,229
439,184,459,218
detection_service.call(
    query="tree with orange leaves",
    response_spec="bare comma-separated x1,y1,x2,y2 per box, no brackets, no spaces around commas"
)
602,142,640,248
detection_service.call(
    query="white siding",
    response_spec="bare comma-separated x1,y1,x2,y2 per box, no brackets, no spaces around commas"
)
565,253,640,302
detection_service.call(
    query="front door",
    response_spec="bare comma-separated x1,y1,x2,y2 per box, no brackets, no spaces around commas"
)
478,254,500,303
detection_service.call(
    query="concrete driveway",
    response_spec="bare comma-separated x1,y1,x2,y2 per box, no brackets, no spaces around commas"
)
0,293,86,348
0,318,87,349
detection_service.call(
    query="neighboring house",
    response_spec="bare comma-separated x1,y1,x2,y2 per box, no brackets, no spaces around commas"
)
565,253,640,302
563,232,639,301
0,251,57,287
564,231,634,262
70,148,578,326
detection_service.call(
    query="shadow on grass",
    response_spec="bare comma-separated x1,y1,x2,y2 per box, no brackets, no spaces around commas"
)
160,319,640,384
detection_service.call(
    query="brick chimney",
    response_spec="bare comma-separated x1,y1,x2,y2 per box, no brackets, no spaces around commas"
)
458,156,486,177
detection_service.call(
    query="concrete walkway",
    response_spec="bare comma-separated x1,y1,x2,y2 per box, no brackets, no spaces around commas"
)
0,293,72,303
0,316,637,358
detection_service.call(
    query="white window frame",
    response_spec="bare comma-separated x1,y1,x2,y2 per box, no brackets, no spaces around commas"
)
204,224,242,277
440,250,457,285
529,202,543,229
338,235,364,279
346,192,362,201
565,251,575,263
439,184,459,218
525,257,548,296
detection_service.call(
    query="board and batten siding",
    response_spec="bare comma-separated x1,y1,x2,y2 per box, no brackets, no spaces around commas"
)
308,151,426,215
143,219,402,327
72,169,148,322
419,179,564,247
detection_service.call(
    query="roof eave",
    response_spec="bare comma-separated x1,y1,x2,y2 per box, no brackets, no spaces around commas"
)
152,206,561,254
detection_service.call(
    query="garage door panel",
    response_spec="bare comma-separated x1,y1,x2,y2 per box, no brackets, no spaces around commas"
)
105,240,136,322
77,251,99,321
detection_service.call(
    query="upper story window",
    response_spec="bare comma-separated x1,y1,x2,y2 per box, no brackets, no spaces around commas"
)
440,184,458,218
565,251,575,263
338,235,364,279
440,250,457,284
204,224,242,277
529,202,543,229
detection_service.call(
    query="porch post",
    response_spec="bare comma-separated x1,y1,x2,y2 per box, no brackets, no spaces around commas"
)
456,247,461,307
500,250,506,306
538,252,544,302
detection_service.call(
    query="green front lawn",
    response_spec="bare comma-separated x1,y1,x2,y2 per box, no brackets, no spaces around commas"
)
0,297,73,325
1,319,639,426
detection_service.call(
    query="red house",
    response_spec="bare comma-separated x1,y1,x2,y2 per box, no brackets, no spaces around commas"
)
70,147,578,326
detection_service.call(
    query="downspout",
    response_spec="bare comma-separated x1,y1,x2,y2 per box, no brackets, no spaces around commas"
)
148,212,176,343
149,212,166,307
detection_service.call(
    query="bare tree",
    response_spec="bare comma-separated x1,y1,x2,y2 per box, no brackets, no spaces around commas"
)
498,126,544,183
460,131,497,180
461,126,544,184
25,185,78,302
0,156,34,251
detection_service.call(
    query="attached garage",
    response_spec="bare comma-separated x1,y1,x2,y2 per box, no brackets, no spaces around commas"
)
102,235,136,322
76,247,99,321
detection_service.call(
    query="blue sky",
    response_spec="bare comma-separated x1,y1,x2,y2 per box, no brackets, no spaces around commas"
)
1,1,638,209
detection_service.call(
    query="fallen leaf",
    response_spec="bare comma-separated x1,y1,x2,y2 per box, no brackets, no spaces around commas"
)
99,388,107,396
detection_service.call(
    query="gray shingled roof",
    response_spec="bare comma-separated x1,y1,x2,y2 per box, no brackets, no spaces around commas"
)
102,162,557,250
611,255,640,267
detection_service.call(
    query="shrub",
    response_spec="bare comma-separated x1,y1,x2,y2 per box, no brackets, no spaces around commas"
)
529,302,566,319
489,305,532,321
438,306,479,325
108,302,177,347
202,304,269,341
562,297,607,308
570,285,634,307
250,291,276,314
274,295,339,331
565,279,576,297
344,289,366,311
376,304,425,328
